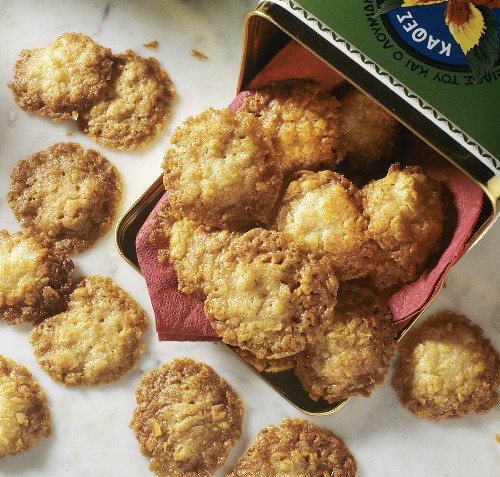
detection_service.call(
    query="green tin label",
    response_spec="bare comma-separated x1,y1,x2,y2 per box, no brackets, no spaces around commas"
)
282,0,500,163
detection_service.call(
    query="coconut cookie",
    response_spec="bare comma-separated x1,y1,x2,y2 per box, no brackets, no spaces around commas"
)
295,285,397,403
336,87,400,178
237,80,342,175
0,230,74,325
226,417,356,477
272,170,379,281
130,358,243,477
231,347,295,373
9,32,113,121
29,275,148,387
7,142,122,254
78,49,176,150
362,164,444,289
0,355,51,458
204,228,339,360
392,311,500,421
163,108,282,230
149,200,239,300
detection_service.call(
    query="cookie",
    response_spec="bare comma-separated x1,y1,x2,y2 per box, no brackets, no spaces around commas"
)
336,87,400,178
0,230,74,325
237,80,342,175
78,49,176,150
130,358,243,477
231,347,295,373
362,163,444,289
295,285,397,403
392,311,500,421
272,170,379,281
29,275,148,386
226,417,356,477
9,32,113,121
204,228,339,360
7,142,122,254
149,200,238,300
163,107,282,230
0,355,51,458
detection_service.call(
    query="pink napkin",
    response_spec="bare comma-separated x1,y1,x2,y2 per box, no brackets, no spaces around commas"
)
136,194,218,341
135,40,484,341
388,139,483,322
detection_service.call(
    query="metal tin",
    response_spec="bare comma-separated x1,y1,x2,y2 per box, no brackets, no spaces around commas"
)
116,0,500,415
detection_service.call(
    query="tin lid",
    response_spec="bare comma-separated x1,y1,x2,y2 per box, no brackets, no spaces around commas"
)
281,0,500,168
244,1,500,213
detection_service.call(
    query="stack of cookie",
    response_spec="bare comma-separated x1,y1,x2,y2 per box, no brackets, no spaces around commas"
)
150,79,450,405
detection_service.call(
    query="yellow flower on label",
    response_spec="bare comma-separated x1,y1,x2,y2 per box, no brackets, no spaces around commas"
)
445,3,486,53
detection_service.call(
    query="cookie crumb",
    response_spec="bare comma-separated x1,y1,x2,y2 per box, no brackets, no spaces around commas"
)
143,40,159,50
191,49,208,60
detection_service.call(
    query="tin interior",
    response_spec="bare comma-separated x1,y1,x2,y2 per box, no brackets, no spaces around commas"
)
115,2,498,416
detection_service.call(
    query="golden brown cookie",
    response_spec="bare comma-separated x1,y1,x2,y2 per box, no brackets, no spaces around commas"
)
336,87,400,178
295,285,397,403
0,355,51,458
392,311,500,421
78,49,176,150
29,275,148,387
149,200,239,300
163,108,282,230
237,80,342,175
226,417,356,477
272,170,379,281
0,230,74,325
9,32,113,121
204,228,339,360
7,142,122,254
130,358,243,477
231,347,295,373
362,164,444,289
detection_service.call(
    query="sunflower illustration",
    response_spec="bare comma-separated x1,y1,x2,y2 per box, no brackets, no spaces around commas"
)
376,0,500,81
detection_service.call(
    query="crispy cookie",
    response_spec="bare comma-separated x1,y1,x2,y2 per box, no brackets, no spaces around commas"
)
130,358,243,477
8,142,122,254
336,87,400,179
149,200,238,300
204,228,339,360
392,311,500,421
9,33,113,121
272,170,379,281
362,164,444,289
78,49,176,150
0,355,51,458
295,285,397,403
163,108,282,229
237,80,342,175
29,275,148,386
0,230,74,325
231,347,295,373
226,417,356,477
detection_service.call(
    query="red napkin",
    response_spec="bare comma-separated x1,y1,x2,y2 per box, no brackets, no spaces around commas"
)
136,194,218,341
135,39,484,341
388,139,483,322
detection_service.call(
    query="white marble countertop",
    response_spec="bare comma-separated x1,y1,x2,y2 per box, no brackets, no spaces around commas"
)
0,1,499,476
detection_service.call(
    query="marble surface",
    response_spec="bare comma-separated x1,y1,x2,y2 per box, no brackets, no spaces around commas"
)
0,1,499,476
